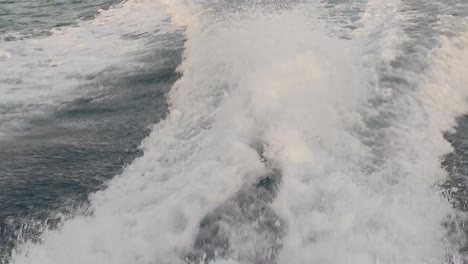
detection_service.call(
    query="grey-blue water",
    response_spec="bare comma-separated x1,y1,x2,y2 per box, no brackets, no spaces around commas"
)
0,0,117,38
0,0,468,263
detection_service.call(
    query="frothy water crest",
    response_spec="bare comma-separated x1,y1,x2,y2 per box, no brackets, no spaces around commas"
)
7,0,468,264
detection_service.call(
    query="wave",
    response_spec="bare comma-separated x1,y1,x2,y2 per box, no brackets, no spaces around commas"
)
0,0,176,137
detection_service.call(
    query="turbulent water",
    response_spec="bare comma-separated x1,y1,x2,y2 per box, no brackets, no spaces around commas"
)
0,0,468,263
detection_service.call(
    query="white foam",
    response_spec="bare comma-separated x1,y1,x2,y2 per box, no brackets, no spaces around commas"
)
422,29,468,132
10,1,468,264
356,0,407,63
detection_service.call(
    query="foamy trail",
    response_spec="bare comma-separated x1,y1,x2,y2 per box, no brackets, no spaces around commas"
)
9,1,468,264
0,0,175,137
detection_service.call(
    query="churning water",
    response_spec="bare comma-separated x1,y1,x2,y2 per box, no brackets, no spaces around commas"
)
1,0,468,264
